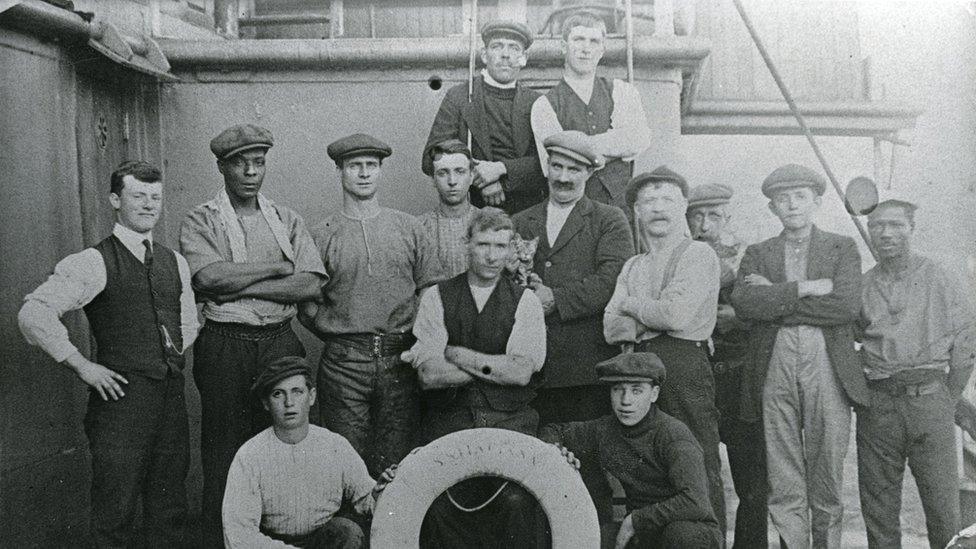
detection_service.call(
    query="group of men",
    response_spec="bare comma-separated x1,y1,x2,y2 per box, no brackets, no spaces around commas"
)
16,9,976,549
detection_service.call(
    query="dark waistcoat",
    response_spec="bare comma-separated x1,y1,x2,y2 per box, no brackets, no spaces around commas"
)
84,235,184,378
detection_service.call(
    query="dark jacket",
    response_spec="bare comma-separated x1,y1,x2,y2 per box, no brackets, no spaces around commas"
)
731,226,870,422
513,197,634,388
422,76,546,214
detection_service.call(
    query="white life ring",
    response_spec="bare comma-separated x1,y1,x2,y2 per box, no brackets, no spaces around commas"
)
371,428,601,548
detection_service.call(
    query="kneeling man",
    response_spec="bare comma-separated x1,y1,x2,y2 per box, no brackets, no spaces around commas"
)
223,356,390,549
401,207,549,547
541,353,722,549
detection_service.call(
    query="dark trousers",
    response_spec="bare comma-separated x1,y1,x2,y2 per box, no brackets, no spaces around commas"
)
193,321,305,548
714,360,769,549
856,384,960,549
317,337,420,477
636,336,726,537
533,384,611,426
602,519,723,549
84,370,189,548
265,516,364,549
420,477,551,549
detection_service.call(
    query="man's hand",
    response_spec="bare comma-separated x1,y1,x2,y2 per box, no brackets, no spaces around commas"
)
64,352,128,401
528,274,556,315
799,278,834,297
474,160,507,186
480,182,506,206
743,274,772,286
400,350,417,366
372,463,398,500
554,444,581,470
615,514,635,549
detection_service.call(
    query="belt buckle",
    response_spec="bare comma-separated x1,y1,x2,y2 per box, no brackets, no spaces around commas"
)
372,335,383,358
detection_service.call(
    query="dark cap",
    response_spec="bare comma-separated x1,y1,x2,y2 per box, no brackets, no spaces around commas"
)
761,164,827,198
688,183,734,209
596,352,667,385
544,130,601,168
210,124,274,160
251,356,314,398
481,19,534,49
327,133,392,165
625,166,689,210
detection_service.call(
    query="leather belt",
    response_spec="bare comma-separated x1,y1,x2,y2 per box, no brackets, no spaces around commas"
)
868,378,944,398
203,319,291,342
331,333,416,358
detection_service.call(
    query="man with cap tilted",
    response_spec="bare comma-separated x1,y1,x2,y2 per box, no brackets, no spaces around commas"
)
301,133,442,478
422,19,547,215
512,130,634,425
417,139,481,279
855,199,975,548
686,183,768,548
531,10,652,213
400,207,549,547
223,356,395,549
19,160,200,546
180,124,328,546
604,167,726,537
540,353,722,549
731,164,868,549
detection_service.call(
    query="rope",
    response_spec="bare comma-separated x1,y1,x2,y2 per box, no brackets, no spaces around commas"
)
445,480,510,512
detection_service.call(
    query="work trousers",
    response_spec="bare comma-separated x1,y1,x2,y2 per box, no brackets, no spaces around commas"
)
84,370,189,548
602,519,723,549
636,336,726,537
193,320,305,549
265,516,364,549
856,383,959,549
714,358,769,549
764,327,849,549
317,337,420,477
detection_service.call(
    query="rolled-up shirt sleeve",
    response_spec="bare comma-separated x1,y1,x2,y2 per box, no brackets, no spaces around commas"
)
530,96,563,177
18,249,106,362
175,253,201,349
407,286,451,369
507,290,547,371
592,80,652,161
180,207,227,277
283,208,328,283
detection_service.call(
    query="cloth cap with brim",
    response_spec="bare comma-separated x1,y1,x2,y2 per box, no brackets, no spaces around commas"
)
688,183,734,209
210,124,274,160
625,166,689,210
543,130,601,168
761,164,827,198
327,133,392,165
251,356,314,398
481,20,534,49
596,352,667,385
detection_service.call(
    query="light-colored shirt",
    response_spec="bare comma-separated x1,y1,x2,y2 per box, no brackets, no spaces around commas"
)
604,240,720,344
417,205,478,280
545,199,578,247
180,193,326,326
18,224,199,363
222,426,375,549
860,254,976,379
310,208,443,335
407,282,547,373
530,78,651,175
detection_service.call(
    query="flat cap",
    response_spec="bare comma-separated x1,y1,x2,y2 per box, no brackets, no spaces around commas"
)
481,19,534,49
327,133,392,164
688,183,734,209
210,124,274,160
544,130,601,168
625,166,689,210
761,164,827,198
251,356,314,398
596,352,667,385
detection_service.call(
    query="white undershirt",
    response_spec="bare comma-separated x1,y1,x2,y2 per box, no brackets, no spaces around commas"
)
546,200,578,247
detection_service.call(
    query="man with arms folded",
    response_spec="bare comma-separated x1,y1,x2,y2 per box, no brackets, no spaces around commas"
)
19,160,199,547
731,164,869,549
856,199,976,548
418,139,480,279
181,124,327,546
603,167,726,536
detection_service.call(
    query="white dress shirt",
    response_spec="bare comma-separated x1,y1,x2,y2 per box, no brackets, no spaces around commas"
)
18,223,200,363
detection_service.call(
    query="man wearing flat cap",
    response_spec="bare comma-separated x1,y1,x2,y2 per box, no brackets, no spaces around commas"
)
19,160,200,547
541,353,722,549
223,356,395,549
180,123,328,546
686,183,768,548
422,19,547,215
531,10,652,213
855,199,975,548
512,130,633,426
604,166,727,536
301,133,442,478
731,163,868,549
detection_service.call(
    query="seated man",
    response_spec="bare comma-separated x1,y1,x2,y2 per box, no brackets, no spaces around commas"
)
540,353,722,549
222,356,392,549
401,207,549,548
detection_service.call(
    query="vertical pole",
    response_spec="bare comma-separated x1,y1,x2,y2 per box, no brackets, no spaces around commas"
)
624,0,635,83
467,0,478,151
214,0,239,37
